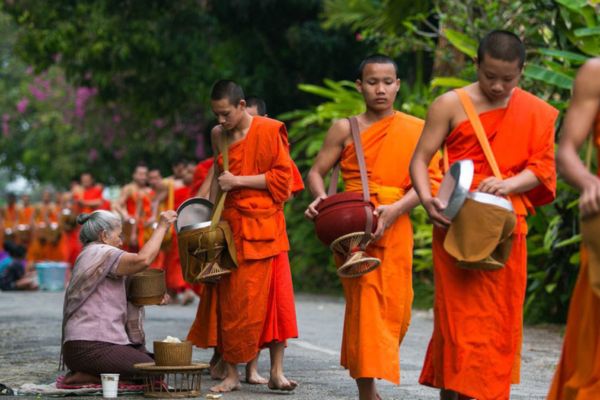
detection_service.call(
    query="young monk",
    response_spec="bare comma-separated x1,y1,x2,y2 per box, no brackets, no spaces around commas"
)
305,54,442,400
74,173,107,214
27,190,64,263
115,163,152,250
187,95,301,385
409,30,558,400
548,58,600,400
204,80,297,393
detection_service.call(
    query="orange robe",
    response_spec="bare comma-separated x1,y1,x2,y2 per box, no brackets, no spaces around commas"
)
190,158,215,196
547,114,600,400
217,116,293,363
339,111,441,384
419,88,558,399
74,185,106,214
124,189,152,250
188,118,300,353
3,205,18,229
27,204,65,262
163,185,192,291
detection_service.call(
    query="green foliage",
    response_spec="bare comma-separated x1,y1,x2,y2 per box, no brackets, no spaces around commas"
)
0,1,374,185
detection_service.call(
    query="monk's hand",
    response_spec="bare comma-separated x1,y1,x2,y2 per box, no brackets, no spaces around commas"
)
372,204,399,241
580,179,600,218
477,177,512,197
158,210,177,227
304,195,327,220
217,170,238,192
422,197,451,228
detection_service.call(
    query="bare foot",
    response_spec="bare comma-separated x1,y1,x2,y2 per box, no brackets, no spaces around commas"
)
210,358,227,380
63,371,101,385
245,366,268,385
210,375,241,393
268,374,298,391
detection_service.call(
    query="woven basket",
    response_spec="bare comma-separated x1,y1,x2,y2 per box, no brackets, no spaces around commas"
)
153,341,193,367
128,269,166,306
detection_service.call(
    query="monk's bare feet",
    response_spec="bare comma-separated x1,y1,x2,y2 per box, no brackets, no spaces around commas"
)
268,374,298,391
245,367,268,384
210,358,227,380
245,355,267,384
210,363,241,393
63,371,101,385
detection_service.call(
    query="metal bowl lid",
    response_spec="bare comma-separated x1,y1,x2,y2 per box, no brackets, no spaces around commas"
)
175,197,214,233
437,159,475,220
179,220,213,233
468,192,513,211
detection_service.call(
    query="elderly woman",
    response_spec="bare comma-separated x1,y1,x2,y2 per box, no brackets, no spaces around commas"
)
61,209,177,385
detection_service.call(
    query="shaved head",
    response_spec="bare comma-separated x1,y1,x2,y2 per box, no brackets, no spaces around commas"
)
357,54,399,80
477,30,526,68
211,79,245,105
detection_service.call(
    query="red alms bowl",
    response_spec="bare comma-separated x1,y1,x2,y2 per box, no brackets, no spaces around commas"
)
314,192,377,246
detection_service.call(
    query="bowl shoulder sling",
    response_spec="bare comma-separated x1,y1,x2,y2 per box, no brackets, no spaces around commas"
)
327,117,373,246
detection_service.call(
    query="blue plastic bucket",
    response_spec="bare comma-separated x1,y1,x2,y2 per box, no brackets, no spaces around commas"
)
36,262,69,291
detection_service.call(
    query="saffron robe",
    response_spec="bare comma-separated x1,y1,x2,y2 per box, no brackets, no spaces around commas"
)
419,88,558,400
191,158,215,196
74,185,106,214
547,112,600,400
338,111,441,384
124,188,152,250
188,117,300,353
162,185,192,291
28,204,65,262
217,116,293,363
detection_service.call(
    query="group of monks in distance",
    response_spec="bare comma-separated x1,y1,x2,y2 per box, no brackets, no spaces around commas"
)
4,29,600,399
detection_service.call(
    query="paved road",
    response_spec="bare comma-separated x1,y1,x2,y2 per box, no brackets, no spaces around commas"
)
0,291,563,399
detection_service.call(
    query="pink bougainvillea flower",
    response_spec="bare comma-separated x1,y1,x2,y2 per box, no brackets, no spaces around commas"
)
112,114,122,124
75,87,98,119
355,32,364,41
88,148,99,162
2,114,10,137
29,85,48,101
153,119,166,129
17,98,29,114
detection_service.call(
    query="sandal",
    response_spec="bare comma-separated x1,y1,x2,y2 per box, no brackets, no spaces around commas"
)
0,383,14,396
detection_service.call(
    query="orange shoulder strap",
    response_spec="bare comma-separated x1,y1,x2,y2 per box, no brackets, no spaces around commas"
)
455,88,503,179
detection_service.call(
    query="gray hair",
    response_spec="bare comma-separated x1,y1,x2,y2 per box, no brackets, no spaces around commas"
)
77,210,121,246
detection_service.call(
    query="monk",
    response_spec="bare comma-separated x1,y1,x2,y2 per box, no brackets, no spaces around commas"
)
73,173,107,214
305,54,442,400
409,30,558,400
27,190,65,263
203,80,296,393
115,163,152,250
188,95,301,385
548,58,600,400
190,158,214,196
2,193,19,242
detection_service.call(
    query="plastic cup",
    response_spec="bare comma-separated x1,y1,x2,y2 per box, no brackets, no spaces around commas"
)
100,373,119,398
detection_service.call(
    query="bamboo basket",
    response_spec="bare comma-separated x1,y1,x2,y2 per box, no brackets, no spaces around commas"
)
128,269,166,306
153,341,193,367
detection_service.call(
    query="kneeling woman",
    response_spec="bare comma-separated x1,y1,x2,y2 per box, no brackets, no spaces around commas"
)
61,209,177,385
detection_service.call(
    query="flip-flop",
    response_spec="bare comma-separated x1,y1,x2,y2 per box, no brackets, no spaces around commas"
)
0,383,14,396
